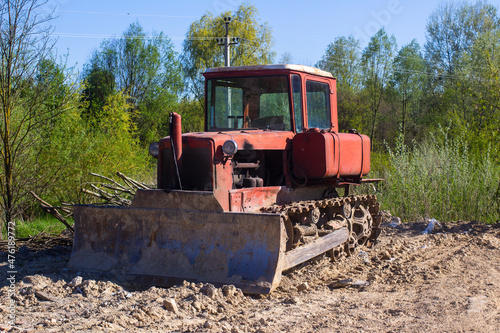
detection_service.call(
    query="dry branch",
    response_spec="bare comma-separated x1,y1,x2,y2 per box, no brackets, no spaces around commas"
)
117,171,150,190
29,172,152,237
79,172,153,206
29,191,74,233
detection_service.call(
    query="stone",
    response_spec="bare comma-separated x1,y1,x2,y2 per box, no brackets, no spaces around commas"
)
192,301,203,311
380,250,392,260
283,296,301,304
222,285,237,297
68,276,83,288
389,217,401,227
35,290,57,302
297,282,309,292
351,280,370,288
163,298,179,314
329,278,353,289
0,324,13,331
200,284,218,299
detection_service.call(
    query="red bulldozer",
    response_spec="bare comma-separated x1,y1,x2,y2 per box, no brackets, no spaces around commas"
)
69,64,382,294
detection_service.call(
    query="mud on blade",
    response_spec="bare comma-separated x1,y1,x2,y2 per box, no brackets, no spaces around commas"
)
69,205,286,294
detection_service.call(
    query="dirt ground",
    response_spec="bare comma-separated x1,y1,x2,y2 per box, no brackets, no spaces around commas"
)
1,216,499,333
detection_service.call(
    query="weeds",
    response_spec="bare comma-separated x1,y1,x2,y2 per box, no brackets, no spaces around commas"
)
377,127,500,223
7,215,72,239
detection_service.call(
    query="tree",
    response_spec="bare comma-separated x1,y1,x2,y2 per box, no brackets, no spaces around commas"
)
361,28,397,144
317,36,362,92
459,29,500,158
81,22,183,145
37,89,150,207
425,0,498,78
182,4,275,106
424,1,499,150
279,52,293,64
391,40,425,140
81,51,116,126
0,0,74,225
425,1,499,123
316,36,365,131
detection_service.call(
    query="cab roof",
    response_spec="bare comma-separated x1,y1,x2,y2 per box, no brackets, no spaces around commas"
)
204,64,334,78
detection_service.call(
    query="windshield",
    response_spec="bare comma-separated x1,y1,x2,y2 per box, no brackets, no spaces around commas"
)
207,75,292,131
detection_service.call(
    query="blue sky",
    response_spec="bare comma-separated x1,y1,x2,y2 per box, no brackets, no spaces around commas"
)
46,0,500,72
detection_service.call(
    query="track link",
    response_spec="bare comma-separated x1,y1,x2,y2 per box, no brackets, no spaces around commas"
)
262,194,382,256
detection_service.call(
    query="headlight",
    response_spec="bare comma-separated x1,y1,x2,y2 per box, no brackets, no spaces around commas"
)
222,140,238,155
149,142,159,158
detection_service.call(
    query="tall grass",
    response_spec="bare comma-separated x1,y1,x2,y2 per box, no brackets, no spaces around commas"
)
4,215,72,239
377,128,500,223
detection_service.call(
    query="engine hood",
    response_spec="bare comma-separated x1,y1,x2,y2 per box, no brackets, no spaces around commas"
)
162,130,295,151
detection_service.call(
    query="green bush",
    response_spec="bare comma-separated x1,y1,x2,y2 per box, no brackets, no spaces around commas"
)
35,91,154,207
378,128,500,223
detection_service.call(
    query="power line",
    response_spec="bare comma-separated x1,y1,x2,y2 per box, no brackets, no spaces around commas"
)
54,32,184,40
42,8,196,18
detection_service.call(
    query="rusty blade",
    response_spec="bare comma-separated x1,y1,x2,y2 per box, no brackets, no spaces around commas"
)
69,205,285,294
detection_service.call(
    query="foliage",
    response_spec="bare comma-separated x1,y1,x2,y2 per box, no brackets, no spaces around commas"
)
317,36,362,92
81,22,183,146
380,128,500,224
36,91,151,206
0,0,70,227
425,0,500,145
316,36,366,132
390,40,426,142
425,0,498,77
177,98,205,133
456,29,500,161
80,58,115,126
10,214,71,238
181,4,275,106
3,0,500,228
360,28,397,146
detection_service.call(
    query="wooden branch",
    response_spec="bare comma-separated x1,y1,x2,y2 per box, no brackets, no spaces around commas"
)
117,172,150,189
90,172,129,192
96,182,135,195
82,186,131,206
29,191,74,233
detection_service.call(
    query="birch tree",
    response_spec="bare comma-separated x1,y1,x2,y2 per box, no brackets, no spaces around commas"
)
0,0,68,226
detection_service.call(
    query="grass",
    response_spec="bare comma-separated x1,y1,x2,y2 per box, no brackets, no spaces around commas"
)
371,128,500,224
6,214,73,239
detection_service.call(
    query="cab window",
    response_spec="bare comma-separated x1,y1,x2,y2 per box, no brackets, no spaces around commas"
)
292,75,302,132
207,76,292,131
306,81,330,129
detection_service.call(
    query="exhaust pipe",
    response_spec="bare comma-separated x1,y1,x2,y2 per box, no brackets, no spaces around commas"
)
169,112,183,189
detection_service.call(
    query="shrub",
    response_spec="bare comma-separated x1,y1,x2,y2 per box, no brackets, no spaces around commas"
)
379,127,500,223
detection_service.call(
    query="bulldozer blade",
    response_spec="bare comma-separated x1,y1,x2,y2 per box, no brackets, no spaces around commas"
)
69,205,287,294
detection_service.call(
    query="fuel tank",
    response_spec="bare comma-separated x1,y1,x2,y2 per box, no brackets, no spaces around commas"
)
292,129,370,180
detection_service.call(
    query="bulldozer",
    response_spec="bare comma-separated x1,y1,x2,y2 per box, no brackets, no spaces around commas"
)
69,64,382,294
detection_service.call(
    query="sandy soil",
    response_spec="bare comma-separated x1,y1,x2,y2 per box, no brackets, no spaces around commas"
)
1,217,499,333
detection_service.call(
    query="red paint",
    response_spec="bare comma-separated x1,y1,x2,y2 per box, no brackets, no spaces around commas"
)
156,65,374,213
292,131,370,179
171,112,182,169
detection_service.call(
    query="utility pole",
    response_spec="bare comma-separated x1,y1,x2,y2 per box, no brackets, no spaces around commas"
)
217,17,240,67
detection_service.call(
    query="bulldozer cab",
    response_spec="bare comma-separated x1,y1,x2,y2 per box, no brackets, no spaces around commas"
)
203,65,338,134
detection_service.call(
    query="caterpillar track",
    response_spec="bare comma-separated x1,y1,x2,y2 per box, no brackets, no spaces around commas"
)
263,194,382,260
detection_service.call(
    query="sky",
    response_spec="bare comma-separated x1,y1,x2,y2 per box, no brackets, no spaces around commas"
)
46,0,500,73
